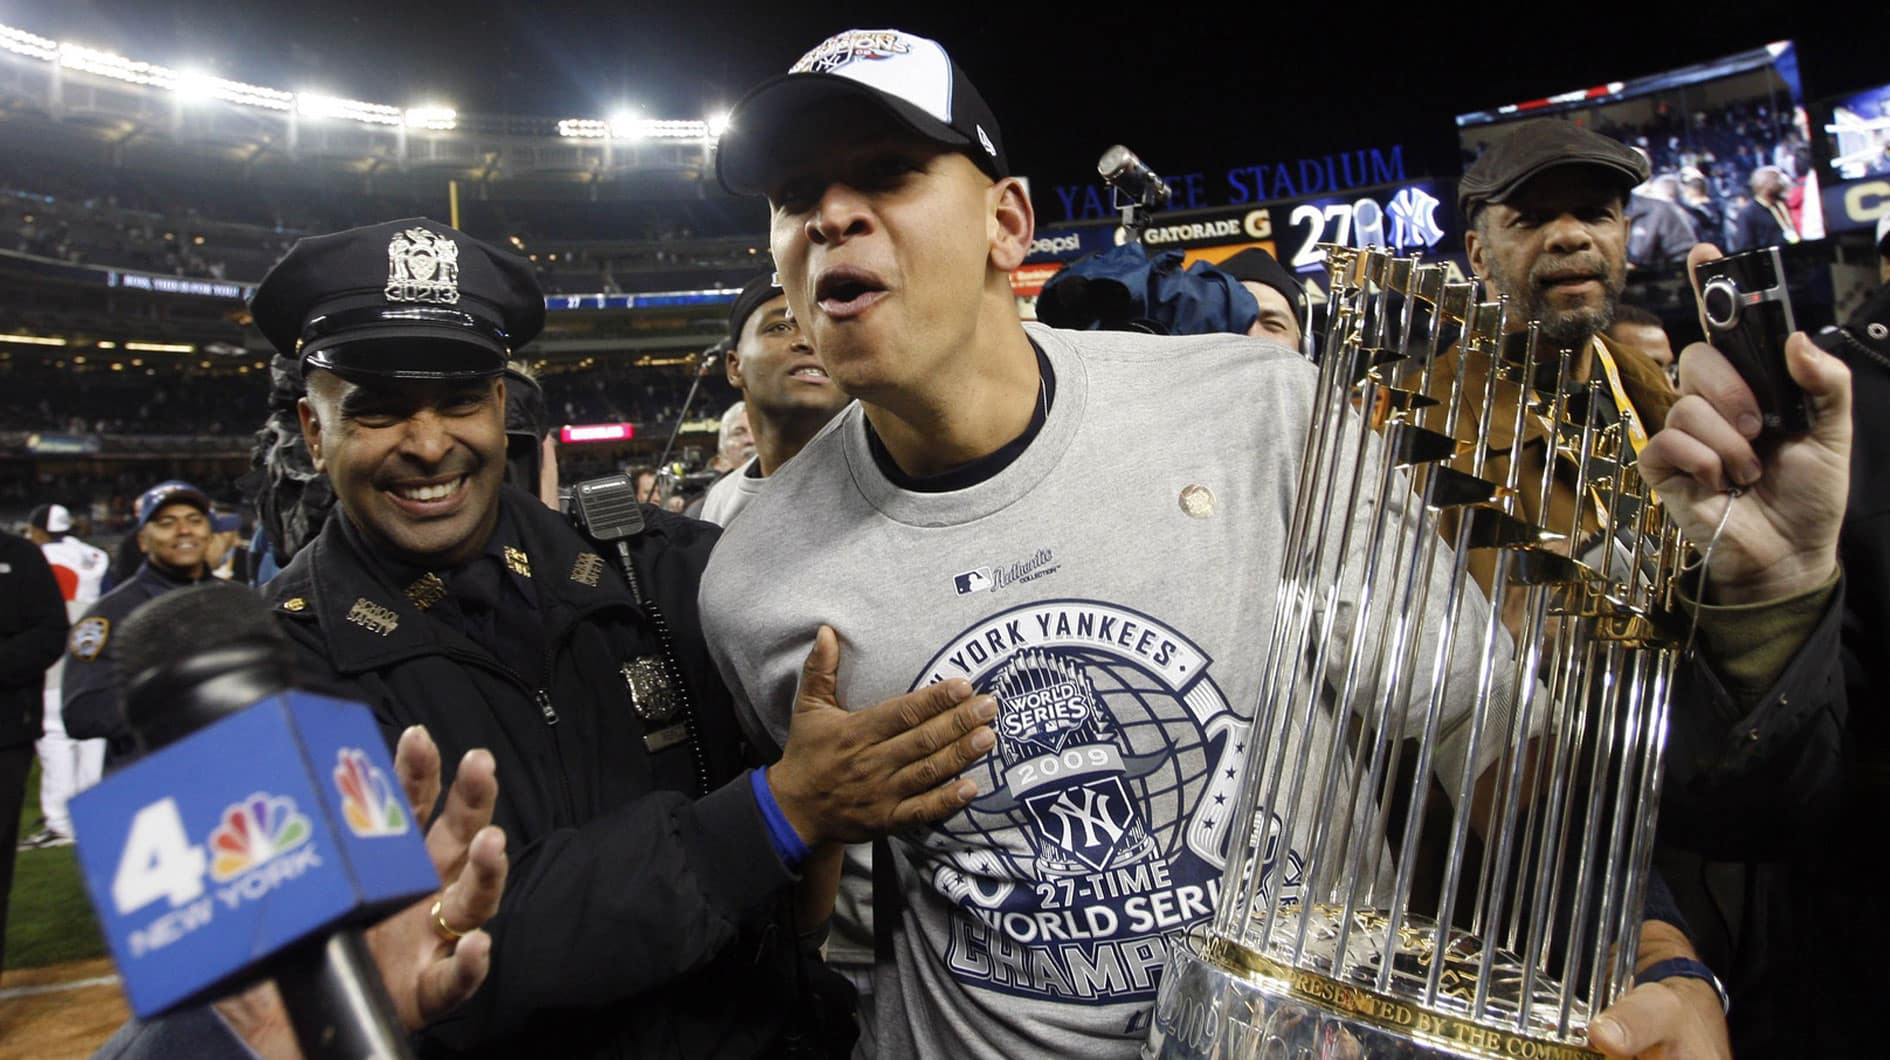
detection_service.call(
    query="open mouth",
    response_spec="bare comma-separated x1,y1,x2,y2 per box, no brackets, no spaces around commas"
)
384,474,469,513
814,267,888,319
788,365,830,381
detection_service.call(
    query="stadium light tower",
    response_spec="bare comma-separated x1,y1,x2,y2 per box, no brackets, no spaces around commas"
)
707,110,731,138
173,68,215,102
609,107,643,141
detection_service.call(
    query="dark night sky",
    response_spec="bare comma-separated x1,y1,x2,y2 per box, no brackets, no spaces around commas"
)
13,1,1890,189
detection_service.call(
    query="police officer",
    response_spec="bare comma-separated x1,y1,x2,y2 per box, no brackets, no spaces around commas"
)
248,218,996,1057
63,480,216,761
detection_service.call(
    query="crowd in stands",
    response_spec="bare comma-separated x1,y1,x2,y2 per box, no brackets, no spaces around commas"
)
0,153,766,293
1596,98,1817,249
0,359,266,436
0,351,720,439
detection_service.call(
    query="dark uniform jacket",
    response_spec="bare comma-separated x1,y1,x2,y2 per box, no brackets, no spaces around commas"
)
64,560,210,759
0,531,66,749
260,487,817,1058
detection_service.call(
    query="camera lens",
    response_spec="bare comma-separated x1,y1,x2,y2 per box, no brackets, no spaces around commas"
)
1702,278,1739,330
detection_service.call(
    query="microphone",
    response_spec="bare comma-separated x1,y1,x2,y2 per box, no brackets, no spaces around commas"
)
70,584,438,1058
1097,145,1173,209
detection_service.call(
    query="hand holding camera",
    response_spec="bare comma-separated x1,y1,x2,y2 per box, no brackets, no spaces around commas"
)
1635,243,1851,605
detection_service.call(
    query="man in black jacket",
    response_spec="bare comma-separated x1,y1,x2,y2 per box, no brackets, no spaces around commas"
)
248,218,996,1057
0,528,69,972
62,480,215,763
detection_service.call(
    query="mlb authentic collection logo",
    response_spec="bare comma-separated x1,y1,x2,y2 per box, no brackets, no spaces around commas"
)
953,548,1059,595
385,227,460,305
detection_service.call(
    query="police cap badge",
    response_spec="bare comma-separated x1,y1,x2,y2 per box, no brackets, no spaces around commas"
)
249,218,544,381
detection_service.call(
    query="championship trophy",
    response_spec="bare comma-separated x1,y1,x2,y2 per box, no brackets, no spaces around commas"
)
1148,246,1688,1059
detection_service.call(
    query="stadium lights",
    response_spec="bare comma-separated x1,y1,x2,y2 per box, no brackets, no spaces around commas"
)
96,341,118,349
557,115,714,141
125,341,196,353
0,19,706,136
707,111,731,138
0,333,68,346
405,106,457,131
173,68,216,102
297,93,401,125
0,24,56,61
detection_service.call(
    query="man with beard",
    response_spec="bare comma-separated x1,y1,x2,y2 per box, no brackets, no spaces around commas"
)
1445,122,1853,1053
699,273,851,526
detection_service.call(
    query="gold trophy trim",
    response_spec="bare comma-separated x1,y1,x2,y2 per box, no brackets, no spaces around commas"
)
1200,935,1603,1060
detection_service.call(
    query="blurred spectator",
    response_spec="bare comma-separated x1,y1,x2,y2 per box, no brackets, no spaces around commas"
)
1627,172,1700,268
1677,167,1725,246
23,503,108,849
0,528,68,966
1216,247,1305,347
1729,166,1800,250
1606,304,1678,380
1879,214,1890,284
711,402,755,474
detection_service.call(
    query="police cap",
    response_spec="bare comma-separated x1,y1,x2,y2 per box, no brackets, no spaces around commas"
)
250,218,544,381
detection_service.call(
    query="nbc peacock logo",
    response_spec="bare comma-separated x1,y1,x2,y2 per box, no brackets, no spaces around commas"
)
208,793,313,882
334,747,410,838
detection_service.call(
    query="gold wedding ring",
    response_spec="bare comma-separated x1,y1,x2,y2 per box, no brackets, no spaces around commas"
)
430,897,468,943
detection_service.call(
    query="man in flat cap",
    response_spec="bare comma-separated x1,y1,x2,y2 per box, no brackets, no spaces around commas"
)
1453,120,1855,1055
249,217,995,1056
698,273,850,527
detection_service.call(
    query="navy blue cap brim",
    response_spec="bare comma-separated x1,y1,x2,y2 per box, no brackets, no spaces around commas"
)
138,489,211,528
717,72,991,196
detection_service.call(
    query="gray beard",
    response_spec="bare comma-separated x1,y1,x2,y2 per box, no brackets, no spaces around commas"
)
1484,263,1614,354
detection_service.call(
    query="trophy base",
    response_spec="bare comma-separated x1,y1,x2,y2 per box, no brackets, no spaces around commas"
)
1145,930,1602,1060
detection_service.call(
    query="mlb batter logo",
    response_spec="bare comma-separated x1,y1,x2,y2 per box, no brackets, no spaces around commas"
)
953,568,992,595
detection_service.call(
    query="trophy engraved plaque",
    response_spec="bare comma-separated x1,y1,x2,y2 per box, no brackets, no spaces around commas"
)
1147,246,1687,1059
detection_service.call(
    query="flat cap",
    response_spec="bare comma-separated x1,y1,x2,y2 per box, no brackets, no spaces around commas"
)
1458,121,1649,220
250,218,544,381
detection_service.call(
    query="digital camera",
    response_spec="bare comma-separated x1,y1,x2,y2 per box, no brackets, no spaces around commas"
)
1695,246,1810,434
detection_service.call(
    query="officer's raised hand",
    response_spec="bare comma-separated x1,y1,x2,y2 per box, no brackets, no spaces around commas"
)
1637,243,1851,604
768,625,996,846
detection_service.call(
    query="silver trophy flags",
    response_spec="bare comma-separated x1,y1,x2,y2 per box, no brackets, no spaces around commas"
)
1147,246,1687,1060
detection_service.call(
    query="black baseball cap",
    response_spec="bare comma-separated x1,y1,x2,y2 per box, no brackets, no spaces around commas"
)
717,29,1009,196
1216,248,1304,314
1458,121,1649,221
250,218,545,381
727,273,786,343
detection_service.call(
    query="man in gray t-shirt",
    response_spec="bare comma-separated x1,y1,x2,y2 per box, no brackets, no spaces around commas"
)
706,25,1842,1060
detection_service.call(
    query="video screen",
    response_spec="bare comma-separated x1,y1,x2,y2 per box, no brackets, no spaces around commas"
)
1456,41,1817,258
1826,84,1890,180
